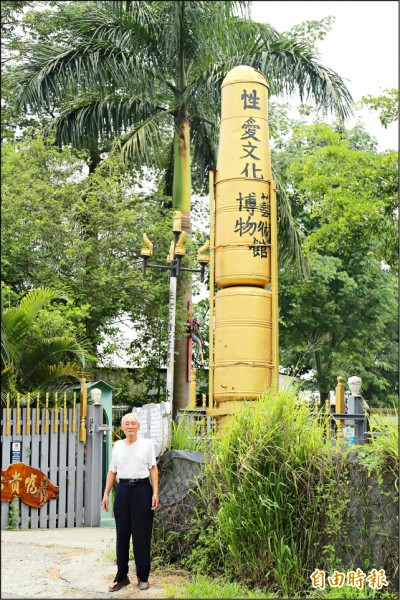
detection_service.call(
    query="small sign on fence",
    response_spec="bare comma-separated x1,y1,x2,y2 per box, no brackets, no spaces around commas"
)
11,441,22,463
1,463,59,509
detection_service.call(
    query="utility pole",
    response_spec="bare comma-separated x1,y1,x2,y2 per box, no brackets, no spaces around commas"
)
141,211,209,417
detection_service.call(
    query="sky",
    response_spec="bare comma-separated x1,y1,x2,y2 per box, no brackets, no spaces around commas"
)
250,1,399,151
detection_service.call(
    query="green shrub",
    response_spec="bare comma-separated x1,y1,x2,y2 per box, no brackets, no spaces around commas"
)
191,386,349,597
169,407,209,451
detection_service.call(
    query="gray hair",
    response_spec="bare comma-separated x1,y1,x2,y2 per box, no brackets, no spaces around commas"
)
121,413,140,425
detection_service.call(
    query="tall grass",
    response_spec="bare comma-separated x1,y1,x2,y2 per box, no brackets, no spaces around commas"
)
365,409,398,474
193,386,347,597
169,407,208,452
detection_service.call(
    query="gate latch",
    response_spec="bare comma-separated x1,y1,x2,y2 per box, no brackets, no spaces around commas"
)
96,424,110,432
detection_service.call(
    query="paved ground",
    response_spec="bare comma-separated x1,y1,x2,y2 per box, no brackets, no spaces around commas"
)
1,527,186,599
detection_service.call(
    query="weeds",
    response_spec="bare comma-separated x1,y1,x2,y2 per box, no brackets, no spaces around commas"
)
154,386,398,597
191,387,351,596
169,407,209,452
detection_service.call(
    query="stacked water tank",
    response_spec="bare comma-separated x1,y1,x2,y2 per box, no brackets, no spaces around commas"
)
213,66,277,427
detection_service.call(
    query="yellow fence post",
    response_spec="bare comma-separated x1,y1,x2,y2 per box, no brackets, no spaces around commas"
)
16,393,21,435
189,368,197,410
6,393,11,436
63,391,67,433
54,392,58,433
26,392,31,435
36,392,40,434
44,392,49,433
72,392,77,433
335,376,345,439
80,378,87,442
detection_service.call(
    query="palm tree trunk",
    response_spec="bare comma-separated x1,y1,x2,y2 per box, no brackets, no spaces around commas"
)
172,116,191,415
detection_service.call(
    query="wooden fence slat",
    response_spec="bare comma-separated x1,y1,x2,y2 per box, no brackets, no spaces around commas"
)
2,394,103,531
57,415,68,528
75,404,85,526
1,408,12,529
11,408,24,530
39,408,49,529
67,407,77,527
20,408,31,529
48,410,59,528
29,407,40,528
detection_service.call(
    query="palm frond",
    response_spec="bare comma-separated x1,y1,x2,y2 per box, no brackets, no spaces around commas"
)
14,42,161,115
74,0,156,47
46,95,169,149
190,114,218,190
113,109,174,168
18,287,68,321
228,19,353,121
29,361,86,389
274,175,309,277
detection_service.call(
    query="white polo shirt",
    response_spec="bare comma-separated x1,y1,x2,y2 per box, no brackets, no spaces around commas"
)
109,438,156,479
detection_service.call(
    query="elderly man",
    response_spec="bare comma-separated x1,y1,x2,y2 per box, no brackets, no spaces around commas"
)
102,413,159,592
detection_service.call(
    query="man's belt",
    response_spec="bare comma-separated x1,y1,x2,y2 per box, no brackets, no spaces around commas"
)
119,477,149,483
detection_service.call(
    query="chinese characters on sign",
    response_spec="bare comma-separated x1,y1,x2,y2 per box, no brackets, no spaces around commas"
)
1,462,59,508
233,91,270,259
310,568,389,591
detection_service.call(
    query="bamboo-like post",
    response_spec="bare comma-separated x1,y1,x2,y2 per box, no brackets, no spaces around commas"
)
208,169,216,411
72,392,76,433
44,392,49,433
54,392,58,433
335,376,345,439
26,392,31,435
325,398,331,439
80,378,87,442
36,392,40,434
271,181,279,392
314,397,319,413
63,391,67,432
6,393,11,436
16,393,21,435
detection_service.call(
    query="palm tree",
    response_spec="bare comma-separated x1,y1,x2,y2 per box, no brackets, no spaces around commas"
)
12,1,353,410
1,287,89,403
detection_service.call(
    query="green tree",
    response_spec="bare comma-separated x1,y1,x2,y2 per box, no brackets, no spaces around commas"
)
1,135,173,371
274,120,398,405
359,88,399,129
1,287,89,401
10,0,353,410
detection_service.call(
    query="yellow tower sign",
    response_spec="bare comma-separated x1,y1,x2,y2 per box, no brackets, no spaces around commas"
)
208,65,279,429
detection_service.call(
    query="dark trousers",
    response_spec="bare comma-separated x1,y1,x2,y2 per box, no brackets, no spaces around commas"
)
113,480,154,583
